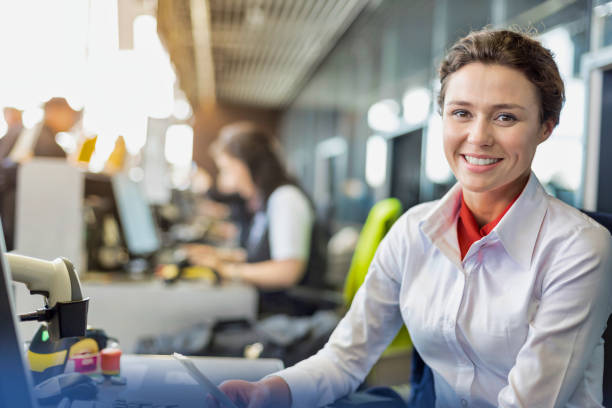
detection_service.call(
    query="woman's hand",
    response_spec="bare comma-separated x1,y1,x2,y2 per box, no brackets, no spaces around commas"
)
184,244,223,271
184,244,246,264
211,377,292,408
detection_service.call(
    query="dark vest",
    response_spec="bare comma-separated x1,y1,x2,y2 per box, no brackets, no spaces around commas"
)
245,205,326,316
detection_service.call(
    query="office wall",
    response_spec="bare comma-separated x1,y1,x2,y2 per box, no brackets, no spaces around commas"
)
279,0,592,226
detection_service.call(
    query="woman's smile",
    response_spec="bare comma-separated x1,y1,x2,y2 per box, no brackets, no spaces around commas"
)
462,153,502,167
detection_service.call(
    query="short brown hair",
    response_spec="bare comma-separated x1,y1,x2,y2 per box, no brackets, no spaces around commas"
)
438,28,565,125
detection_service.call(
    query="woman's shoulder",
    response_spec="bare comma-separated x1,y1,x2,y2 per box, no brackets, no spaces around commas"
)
543,195,611,240
540,195,612,264
267,184,312,217
267,184,310,209
386,200,442,242
269,184,308,202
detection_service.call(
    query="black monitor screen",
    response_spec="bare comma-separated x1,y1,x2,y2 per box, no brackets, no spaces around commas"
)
390,129,423,210
0,161,19,251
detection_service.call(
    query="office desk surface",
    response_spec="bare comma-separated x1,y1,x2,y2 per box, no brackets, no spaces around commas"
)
39,355,283,407
15,278,258,352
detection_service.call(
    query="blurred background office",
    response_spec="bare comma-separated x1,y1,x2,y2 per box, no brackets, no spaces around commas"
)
1,0,612,389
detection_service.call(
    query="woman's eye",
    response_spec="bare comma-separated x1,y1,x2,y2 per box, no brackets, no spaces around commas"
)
452,110,470,119
496,113,516,122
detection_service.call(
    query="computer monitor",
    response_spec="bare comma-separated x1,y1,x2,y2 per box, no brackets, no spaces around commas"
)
111,173,160,256
0,160,19,251
390,128,423,210
0,219,38,408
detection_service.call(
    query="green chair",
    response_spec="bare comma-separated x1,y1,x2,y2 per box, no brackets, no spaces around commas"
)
343,198,412,355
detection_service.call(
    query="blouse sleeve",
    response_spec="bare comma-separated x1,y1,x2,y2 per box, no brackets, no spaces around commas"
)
497,225,612,407
266,185,313,261
272,216,408,408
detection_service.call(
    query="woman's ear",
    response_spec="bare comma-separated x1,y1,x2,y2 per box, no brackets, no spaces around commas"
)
538,119,555,144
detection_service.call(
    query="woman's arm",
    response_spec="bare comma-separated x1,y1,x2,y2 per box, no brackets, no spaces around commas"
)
497,226,612,407
185,245,305,289
220,258,306,289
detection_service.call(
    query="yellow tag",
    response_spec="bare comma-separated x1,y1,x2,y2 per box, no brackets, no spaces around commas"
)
77,136,97,163
27,349,67,372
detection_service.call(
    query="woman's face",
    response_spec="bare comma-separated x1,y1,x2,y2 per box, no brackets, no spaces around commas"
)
442,63,554,197
215,152,255,199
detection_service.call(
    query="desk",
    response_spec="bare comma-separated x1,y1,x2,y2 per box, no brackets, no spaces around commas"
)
39,355,283,407
14,277,258,352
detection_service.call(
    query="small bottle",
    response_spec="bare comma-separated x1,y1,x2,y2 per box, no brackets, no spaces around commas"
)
100,348,121,377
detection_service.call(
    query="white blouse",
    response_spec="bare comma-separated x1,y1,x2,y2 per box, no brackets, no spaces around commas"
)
267,185,313,261
274,173,612,408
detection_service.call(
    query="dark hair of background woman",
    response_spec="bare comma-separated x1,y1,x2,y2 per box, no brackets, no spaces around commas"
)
211,121,299,205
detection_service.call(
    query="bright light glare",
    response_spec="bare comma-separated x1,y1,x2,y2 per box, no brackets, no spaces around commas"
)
539,27,573,79
23,108,44,129
165,125,193,166
316,136,347,158
0,117,7,137
425,114,452,184
0,1,89,111
134,15,163,54
88,132,118,173
133,15,175,119
122,114,148,155
367,99,400,133
129,166,145,183
532,139,583,191
402,88,431,126
171,165,193,190
173,99,192,120
554,79,585,140
365,135,388,188
55,132,77,153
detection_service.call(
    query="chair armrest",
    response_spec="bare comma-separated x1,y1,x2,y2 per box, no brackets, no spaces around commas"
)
285,286,344,310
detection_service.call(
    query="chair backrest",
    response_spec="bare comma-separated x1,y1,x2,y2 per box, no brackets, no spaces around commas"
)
343,198,412,355
581,210,612,407
343,198,402,304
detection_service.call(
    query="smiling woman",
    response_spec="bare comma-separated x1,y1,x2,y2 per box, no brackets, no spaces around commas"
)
213,29,612,408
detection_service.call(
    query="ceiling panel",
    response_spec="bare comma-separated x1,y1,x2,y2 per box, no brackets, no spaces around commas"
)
158,0,371,109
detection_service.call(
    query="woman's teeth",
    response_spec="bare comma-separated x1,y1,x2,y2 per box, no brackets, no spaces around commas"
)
464,155,501,165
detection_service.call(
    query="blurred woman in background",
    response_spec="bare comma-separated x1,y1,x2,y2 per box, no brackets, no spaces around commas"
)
186,122,323,315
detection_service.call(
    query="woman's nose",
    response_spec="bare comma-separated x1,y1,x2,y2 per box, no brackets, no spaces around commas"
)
466,117,493,146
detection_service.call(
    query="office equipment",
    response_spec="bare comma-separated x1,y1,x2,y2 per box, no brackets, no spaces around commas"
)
0,222,280,407
15,159,85,273
173,353,239,408
389,129,422,209
111,172,160,257
7,253,88,341
6,251,89,385
83,173,126,272
0,159,18,251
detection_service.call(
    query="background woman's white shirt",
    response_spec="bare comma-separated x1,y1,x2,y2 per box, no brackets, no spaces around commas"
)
273,173,612,408
266,184,313,261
